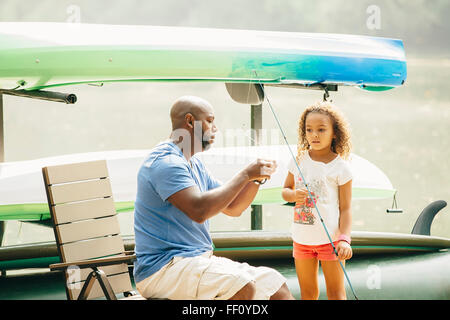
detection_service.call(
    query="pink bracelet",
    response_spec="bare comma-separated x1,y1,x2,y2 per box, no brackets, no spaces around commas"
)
338,234,351,244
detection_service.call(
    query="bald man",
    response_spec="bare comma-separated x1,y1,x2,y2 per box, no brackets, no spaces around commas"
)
133,96,294,300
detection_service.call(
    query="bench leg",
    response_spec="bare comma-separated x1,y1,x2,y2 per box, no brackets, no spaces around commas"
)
77,267,117,300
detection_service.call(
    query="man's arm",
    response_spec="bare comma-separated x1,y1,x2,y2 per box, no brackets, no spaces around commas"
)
222,181,260,217
168,159,276,223
168,171,248,223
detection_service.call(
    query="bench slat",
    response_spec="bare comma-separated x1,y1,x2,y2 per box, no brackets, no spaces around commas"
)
53,197,116,225
49,178,112,204
60,235,124,262
56,216,120,244
45,160,109,184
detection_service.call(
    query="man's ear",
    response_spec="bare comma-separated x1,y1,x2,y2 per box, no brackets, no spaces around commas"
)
185,113,194,128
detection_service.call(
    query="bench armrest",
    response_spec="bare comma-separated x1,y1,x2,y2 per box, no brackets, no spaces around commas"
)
49,254,136,271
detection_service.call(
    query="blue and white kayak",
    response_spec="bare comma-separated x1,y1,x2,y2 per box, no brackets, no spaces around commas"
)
0,23,406,91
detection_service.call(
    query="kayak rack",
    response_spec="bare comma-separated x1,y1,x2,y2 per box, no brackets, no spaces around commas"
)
0,89,77,104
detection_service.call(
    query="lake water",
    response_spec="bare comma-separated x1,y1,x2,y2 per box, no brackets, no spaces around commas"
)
2,58,450,245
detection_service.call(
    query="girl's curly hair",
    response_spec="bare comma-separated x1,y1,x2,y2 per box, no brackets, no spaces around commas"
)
297,101,352,161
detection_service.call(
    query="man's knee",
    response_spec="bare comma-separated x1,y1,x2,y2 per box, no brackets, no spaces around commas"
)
270,282,295,300
229,281,256,300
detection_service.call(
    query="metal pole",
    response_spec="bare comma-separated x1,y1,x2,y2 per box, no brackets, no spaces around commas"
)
0,89,77,104
250,104,263,230
0,94,4,276
0,93,4,162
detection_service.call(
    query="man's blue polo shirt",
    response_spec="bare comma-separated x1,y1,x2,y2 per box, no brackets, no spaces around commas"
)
133,141,222,283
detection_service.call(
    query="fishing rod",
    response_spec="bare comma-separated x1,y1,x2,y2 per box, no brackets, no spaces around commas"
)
253,72,359,300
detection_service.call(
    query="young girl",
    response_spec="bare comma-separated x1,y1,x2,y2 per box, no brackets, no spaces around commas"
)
282,101,353,300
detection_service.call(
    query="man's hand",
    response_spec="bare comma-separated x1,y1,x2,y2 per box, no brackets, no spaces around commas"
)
244,159,277,182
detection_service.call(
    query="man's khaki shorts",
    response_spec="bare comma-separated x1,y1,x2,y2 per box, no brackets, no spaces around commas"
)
136,251,287,300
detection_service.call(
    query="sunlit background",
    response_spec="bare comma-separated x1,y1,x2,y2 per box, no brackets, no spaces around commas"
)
1,0,449,244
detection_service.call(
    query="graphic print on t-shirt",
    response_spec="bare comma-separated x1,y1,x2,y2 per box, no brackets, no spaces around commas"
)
293,177,327,225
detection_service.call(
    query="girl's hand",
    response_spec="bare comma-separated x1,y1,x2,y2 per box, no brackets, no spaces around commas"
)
294,188,309,204
336,241,353,260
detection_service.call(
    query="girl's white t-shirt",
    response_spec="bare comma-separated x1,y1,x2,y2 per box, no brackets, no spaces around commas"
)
287,152,353,245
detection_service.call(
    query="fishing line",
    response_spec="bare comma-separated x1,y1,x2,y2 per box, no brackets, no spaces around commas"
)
252,72,359,300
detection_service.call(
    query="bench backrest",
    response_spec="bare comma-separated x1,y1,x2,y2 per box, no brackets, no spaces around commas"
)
42,160,133,299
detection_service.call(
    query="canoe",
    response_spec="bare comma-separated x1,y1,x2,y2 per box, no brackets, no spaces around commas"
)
1,231,449,269
0,23,406,91
0,231,449,300
0,146,395,222
1,251,449,300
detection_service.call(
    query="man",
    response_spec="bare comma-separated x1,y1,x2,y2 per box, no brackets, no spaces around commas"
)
134,96,294,300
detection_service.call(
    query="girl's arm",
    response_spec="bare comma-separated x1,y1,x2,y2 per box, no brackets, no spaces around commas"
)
281,172,296,202
336,179,353,260
338,179,352,237
281,172,308,204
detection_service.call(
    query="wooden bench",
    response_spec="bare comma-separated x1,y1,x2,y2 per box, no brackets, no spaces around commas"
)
42,160,144,300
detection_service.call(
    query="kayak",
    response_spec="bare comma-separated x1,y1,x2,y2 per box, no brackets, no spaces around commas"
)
0,23,406,91
0,146,395,221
